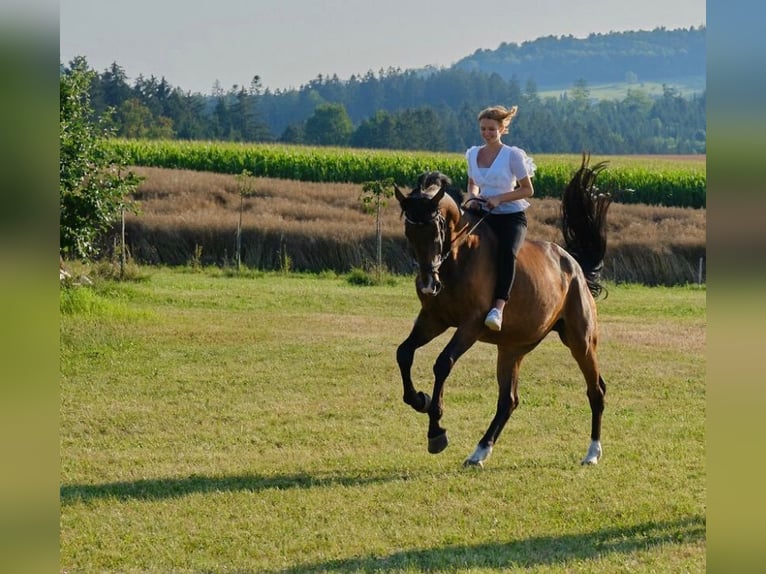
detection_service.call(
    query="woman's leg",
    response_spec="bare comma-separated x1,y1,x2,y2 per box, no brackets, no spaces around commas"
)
493,212,527,304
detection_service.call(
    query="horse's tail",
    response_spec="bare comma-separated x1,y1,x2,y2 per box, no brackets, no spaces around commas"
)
561,153,612,299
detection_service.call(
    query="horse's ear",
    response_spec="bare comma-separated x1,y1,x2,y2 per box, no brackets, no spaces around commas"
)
430,186,446,207
394,185,407,205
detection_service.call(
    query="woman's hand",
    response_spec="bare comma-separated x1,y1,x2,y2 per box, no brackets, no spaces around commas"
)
485,196,501,210
463,196,487,212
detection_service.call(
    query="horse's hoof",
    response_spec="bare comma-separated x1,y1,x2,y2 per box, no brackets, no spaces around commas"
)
417,392,432,413
581,440,602,465
428,432,448,454
463,444,492,468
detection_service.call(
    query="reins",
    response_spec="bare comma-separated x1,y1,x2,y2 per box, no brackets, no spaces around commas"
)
448,198,492,251
451,209,490,248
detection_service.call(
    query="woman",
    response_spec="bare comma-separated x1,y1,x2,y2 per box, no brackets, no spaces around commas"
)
465,105,536,331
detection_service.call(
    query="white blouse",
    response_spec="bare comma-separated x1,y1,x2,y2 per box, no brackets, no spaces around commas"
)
465,144,536,214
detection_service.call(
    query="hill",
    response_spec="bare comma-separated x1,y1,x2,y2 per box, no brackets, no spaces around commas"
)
451,27,705,95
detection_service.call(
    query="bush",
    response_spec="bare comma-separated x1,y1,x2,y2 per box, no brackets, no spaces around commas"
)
346,267,398,286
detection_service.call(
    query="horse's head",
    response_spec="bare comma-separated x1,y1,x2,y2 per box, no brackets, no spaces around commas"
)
395,171,459,296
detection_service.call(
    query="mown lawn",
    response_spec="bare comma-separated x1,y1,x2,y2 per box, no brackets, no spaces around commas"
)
60,268,705,572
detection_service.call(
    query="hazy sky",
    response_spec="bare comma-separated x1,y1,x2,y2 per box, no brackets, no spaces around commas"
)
59,0,706,95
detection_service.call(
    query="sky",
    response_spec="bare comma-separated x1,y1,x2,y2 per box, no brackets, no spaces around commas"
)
59,0,706,95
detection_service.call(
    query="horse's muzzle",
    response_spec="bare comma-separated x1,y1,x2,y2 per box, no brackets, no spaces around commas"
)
418,271,442,295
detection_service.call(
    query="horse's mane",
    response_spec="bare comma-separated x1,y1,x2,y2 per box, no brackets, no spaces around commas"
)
399,171,461,223
416,171,464,205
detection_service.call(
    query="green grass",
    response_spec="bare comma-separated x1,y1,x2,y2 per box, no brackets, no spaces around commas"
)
60,268,705,572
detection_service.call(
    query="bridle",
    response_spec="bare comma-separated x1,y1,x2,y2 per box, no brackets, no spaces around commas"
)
403,210,449,275
398,180,492,296
404,199,490,277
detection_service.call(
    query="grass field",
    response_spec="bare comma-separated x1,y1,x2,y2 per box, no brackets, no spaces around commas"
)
538,76,706,101
60,267,706,572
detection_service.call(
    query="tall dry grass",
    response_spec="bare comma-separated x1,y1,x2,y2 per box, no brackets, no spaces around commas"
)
113,167,706,285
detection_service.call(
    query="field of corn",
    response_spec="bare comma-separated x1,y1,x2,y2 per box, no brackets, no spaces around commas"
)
105,139,707,209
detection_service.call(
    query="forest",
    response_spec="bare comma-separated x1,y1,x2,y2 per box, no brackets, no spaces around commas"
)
66,27,705,155
453,26,705,87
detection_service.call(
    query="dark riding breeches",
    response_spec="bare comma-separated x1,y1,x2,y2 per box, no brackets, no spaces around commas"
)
485,210,528,301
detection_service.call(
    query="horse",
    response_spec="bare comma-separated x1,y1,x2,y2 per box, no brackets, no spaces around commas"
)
394,154,612,467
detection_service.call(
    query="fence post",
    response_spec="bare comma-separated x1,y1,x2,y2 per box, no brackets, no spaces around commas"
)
120,205,126,279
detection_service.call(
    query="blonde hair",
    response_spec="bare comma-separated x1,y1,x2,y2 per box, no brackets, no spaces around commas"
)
477,105,519,134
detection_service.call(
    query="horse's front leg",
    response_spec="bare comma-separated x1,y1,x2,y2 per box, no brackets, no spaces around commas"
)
397,311,447,414
426,326,481,454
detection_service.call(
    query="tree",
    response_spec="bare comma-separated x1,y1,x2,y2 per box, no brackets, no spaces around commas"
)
279,123,305,144
231,86,272,141
360,178,394,281
60,57,140,259
212,93,232,139
350,110,397,149
393,108,449,151
570,78,591,108
350,107,450,151
90,61,132,119
304,103,353,146
118,98,155,138
234,169,256,270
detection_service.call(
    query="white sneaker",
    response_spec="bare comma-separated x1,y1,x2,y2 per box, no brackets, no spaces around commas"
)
484,308,502,331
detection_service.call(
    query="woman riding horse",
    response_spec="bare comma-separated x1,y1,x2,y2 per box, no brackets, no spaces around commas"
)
394,156,611,467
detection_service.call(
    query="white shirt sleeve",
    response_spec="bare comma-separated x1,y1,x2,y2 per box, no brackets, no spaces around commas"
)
508,146,536,180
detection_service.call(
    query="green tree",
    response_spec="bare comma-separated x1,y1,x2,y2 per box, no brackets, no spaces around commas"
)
570,78,591,109
90,61,132,120
231,86,272,141
304,103,353,146
60,57,140,259
279,123,305,144
234,169,256,270
360,178,394,280
350,110,397,148
117,98,154,138
393,108,449,151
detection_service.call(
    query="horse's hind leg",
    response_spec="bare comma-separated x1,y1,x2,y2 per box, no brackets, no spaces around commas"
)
397,311,447,414
562,319,606,465
464,348,522,468
584,374,607,463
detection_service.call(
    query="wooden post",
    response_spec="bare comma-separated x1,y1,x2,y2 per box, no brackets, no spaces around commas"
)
120,205,126,279
376,197,382,282
236,193,244,271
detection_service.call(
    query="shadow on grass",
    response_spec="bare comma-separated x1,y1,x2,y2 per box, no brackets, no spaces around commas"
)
270,514,705,573
60,470,407,504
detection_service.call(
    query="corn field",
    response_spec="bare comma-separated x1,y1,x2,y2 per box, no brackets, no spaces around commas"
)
105,139,706,208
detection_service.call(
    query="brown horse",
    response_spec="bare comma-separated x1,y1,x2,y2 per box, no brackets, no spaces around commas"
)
394,155,612,467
